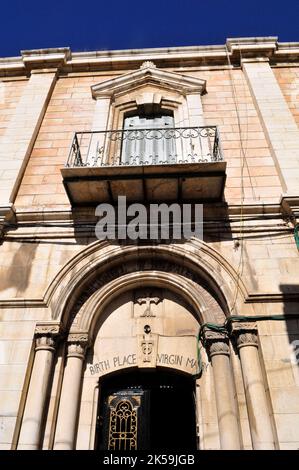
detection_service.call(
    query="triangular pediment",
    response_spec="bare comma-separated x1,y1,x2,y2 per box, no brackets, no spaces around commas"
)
91,61,206,99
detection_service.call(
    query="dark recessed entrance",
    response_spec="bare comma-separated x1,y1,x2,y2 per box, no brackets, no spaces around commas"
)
95,370,197,451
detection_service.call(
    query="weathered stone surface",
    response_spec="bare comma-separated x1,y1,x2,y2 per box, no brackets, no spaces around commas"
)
0,37,299,450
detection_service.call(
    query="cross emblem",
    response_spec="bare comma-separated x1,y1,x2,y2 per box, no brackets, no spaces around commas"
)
141,339,153,362
135,291,161,317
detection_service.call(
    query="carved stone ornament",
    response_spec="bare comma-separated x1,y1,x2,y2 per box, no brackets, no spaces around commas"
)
70,258,225,327
66,332,89,358
134,290,162,317
140,61,156,69
34,322,61,351
35,323,61,336
137,333,158,368
203,330,230,358
236,332,258,348
231,322,258,349
35,335,57,352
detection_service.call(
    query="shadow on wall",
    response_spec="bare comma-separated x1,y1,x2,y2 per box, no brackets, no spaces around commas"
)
0,236,90,296
0,241,38,293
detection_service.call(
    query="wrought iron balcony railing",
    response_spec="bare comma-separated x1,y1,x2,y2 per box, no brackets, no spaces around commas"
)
66,126,223,168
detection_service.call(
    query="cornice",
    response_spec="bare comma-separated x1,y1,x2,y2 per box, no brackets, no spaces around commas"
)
91,61,206,98
0,201,295,241
0,47,70,77
8,201,293,219
0,38,298,77
21,47,71,67
226,37,277,57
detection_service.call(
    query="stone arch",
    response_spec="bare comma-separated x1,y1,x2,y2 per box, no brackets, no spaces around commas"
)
34,240,255,451
70,269,225,339
44,239,252,330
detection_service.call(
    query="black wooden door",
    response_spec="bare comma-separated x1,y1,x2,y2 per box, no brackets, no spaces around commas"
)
96,371,197,450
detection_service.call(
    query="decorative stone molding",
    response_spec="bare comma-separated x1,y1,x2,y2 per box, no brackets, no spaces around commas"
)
91,63,206,99
77,277,229,353
241,57,270,65
34,322,62,352
134,290,162,317
226,37,277,59
280,195,299,228
66,332,89,359
35,335,57,352
138,333,158,368
0,204,16,241
70,257,227,329
21,48,71,71
1,38,299,77
231,322,258,349
203,330,230,358
140,61,156,69
35,322,61,336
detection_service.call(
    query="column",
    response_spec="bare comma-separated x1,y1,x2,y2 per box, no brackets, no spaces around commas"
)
195,379,204,450
53,333,89,450
204,331,241,449
243,58,299,193
186,92,210,162
85,98,111,165
186,93,205,127
0,70,57,204
232,322,275,450
18,323,60,449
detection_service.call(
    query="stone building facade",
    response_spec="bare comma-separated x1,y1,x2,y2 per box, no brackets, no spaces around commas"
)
0,36,299,450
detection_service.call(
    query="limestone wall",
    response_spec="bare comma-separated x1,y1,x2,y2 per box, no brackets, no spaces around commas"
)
0,39,299,450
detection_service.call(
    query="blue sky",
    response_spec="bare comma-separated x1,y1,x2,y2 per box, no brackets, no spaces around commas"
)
0,0,298,57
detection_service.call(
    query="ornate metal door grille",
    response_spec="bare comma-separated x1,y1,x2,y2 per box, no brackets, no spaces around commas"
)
96,371,197,450
107,395,140,450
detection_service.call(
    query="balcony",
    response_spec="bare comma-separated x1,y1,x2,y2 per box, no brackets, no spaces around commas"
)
61,126,226,205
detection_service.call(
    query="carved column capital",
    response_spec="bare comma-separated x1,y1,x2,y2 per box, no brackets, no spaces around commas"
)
231,322,258,349
66,332,89,359
34,322,62,352
203,331,230,358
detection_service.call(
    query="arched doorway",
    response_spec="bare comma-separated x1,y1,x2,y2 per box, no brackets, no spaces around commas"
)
95,369,197,450
88,286,201,450
45,243,246,450
17,242,254,451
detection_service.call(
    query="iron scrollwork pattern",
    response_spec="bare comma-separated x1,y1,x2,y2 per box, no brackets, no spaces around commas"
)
66,126,223,168
108,395,140,450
